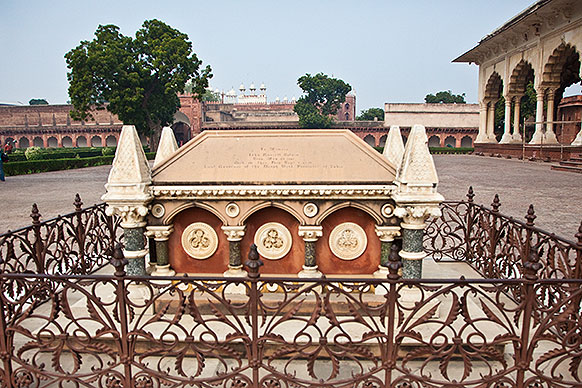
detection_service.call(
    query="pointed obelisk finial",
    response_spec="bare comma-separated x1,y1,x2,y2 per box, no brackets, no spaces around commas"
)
153,126,179,169
382,125,405,172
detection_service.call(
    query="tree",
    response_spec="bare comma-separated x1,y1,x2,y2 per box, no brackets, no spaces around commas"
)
356,108,384,121
294,73,351,128
425,90,466,104
65,19,212,147
494,82,537,141
29,99,48,105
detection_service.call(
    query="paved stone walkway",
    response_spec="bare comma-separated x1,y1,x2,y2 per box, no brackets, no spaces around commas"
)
0,155,580,239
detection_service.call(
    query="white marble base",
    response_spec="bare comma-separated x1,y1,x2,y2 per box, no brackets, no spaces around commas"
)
543,131,559,144
298,265,323,278
150,264,176,285
223,265,248,294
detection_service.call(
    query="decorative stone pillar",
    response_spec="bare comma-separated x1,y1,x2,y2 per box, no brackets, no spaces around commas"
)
101,125,153,277
544,89,558,144
145,225,175,277
512,99,522,142
500,97,513,144
221,226,247,276
393,124,444,280
530,89,546,144
373,225,401,278
297,226,323,278
394,207,441,278
486,102,497,142
476,102,489,143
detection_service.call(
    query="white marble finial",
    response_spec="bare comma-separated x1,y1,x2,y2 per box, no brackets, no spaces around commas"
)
382,125,405,172
102,125,152,204
397,124,438,187
153,127,178,169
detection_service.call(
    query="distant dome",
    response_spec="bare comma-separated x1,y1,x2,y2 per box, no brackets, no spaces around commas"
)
249,83,256,90
260,83,266,90
214,88,220,94
228,88,236,96
275,97,280,102
239,83,245,92
283,96,288,102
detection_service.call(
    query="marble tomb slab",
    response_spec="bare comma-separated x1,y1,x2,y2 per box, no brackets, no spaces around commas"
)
152,130,397,185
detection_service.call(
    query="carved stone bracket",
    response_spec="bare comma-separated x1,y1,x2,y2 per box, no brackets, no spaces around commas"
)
374,225,401,242
297,225,323,242
221,225,246,242
145,225,174,241
106,204,149,228
394,206,442,229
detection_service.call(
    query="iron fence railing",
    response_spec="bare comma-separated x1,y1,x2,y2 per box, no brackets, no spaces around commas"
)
0,195,121,276
0,246,580,388
424,187,582,281
0,194,580,387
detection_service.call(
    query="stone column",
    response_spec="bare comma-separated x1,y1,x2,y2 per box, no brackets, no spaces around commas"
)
297,225,324,278
476,102,489,143
486,102,497,142
394,206,441,279
108,205,149,276
145,225,175,277
544,89,558,144
221,226,247,276
500,97,513,143
373,225,401,278
512,99,522,142
530,89,545,144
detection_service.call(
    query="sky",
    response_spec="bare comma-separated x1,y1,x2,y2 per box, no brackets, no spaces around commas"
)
0,0,543,112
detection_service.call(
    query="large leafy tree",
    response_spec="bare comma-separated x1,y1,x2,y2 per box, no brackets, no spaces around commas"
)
29,99,48,105
356,107,384,121
294,73,351,128
425,90,466,104
65,19,212,146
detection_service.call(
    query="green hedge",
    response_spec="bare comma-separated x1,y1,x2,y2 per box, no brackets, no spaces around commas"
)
5,146,151,162
5,152,156,176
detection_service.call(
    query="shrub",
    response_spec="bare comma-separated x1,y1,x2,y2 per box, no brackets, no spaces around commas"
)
24,147,44,160
102,147,115,156
4,156,115,176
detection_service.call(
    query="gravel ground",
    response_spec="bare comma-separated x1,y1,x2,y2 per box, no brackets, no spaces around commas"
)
0,154,580,239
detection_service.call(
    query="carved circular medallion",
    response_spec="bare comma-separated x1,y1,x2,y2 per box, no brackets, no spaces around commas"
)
381,203,395,218
181,222,218,260
329,222,367,261
151,203,165,218
225,202,240,218
254,222,292,260
303,202,319,218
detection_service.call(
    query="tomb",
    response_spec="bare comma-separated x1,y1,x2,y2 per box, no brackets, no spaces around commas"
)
102,125,443,279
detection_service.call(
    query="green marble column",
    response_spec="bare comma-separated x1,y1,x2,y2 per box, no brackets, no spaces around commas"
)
374,225,401,278
124,226,147,276
400,227,425,279
298,226,323,278
222,226,247,276
146,225,175,277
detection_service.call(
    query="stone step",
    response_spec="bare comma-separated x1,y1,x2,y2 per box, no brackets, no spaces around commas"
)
560,160,582,167
551,164,582,173
570,157,582,162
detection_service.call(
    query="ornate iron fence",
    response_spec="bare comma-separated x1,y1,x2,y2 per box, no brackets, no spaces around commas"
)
424,187,582,280
0,195,121,275
0,246,580,388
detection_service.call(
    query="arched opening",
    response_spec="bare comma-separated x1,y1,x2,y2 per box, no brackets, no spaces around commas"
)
484,72,504,142
166,207,227,274
428,135,441,147
508,61,536,142
47,136,58,148
62,136,73,148
345,112,350,120
542,43,581,144
402,135,407,145
19,138,30,149
378,134,387,148
444,135,456,148
90,136,102,147
106,135,117,147
240,207,303,275
172,111,192,146
33,137,44,148
76,136,87,147
363,134,375,147
315,207,381,275
460,135,473,148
